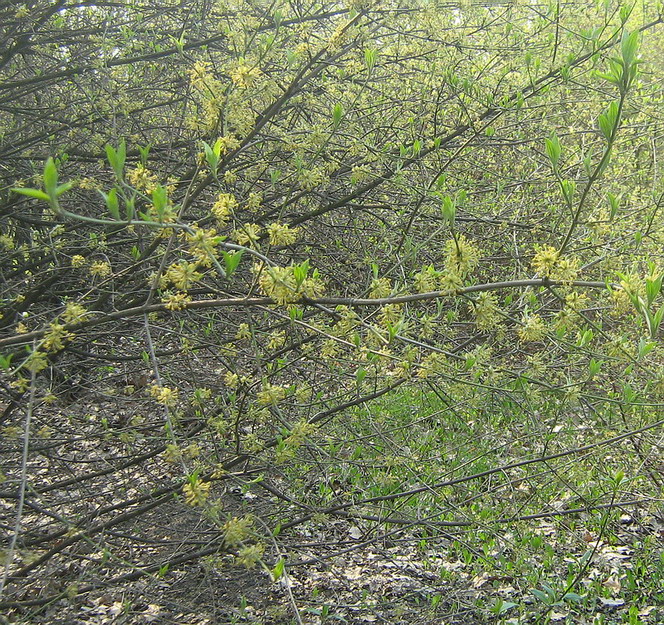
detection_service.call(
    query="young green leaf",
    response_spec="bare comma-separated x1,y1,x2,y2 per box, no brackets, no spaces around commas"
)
545,132,561,170
621,30,639,67
13,188,51,201
332,102,343,129
43,157,58,197
222,250,243,276
271,558,285,582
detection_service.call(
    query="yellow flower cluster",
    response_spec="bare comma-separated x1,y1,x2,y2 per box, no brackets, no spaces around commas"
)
439,271,463,295
42,323,74,352
518,314,547,343
369,277,391,298
127,164,158,193
297,167,325,191
189,61,215,90
531,245,559,276
183,476,211,506
89,260,111,277
71,255,86,268
223,515,254,547
258,265,324,305
266,330,286,350
163,291,192,311
235,543,264,568
149,384,179,407
62,302,87,324
413,265,440,293
0,234,15,250
185,226,220,265
224,371,239,389
161,261,202,291
472,293,501,330
233,223,262,246
216,135,240,154
445,235,479,277
267,223,299,246
531,245,580,282
211,193,237,224
230,63,262,88
256,383,287,406
379,303,403,327
236,323,251,340
417,351,447,379
25,350,48,373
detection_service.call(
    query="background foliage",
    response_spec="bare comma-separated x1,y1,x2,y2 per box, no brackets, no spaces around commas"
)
1,0,663,623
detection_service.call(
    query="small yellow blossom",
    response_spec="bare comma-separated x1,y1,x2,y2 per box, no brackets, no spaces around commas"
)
211,193,237,224
162,261,202,291
62,302,87,324
297,167,325,191
71,255,86,268
25,350,48,373
186,226,220,265
256,384,287,406
445,235,479,277
183,476,211,506
42,323,74,352
236,323,251,340
127,164,158,193
267,223,299,246
0,234,15,250
518,314,547,343
149,385,179,407
163,292,192,311
235,543,264,568
89,261,111,277
417,351,447,379
233,223,262,247
224,371,239,389
223,515,254,547
369,277,391,298
531,245,559,277
216,135,240,154
267,330,286,350
472,293,501,330
439,271,463,295
230,63,262,88
413,265,440,293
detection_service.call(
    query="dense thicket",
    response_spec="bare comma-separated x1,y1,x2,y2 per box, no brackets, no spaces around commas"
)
1,1,663,622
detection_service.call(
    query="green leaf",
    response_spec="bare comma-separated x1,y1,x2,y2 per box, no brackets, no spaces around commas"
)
55,181,73,197
588,358,603,376
43,157,58,196
151,185,168,220
222,249,244,276
105,141,126,180
13,187,51,202
607,192,620,219
621,30,639,67
645,274,662,305
531,588,551,604
364,48,376,72
202,140,218,173
545,132,561,169
332,102,343,129
271,557,285,582
563,592,583,604
637,337,655,359
100,188,120,219
441,196,456,226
